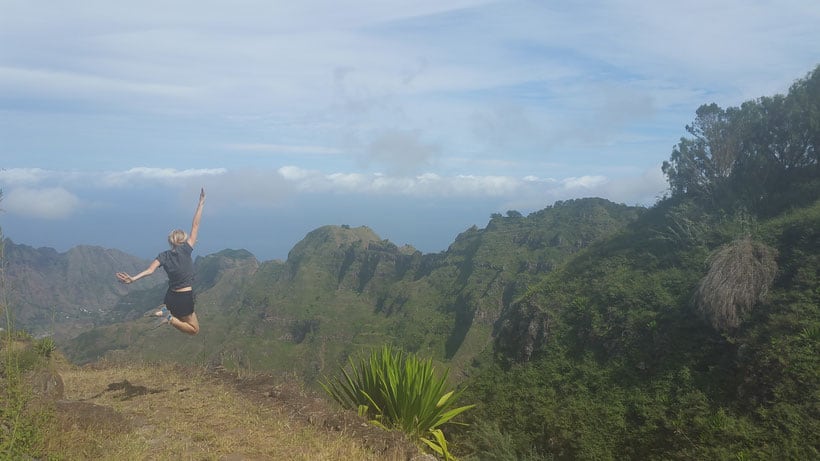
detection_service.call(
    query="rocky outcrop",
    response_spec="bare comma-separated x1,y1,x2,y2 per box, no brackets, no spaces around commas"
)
29,369,65,401
495,298,553,362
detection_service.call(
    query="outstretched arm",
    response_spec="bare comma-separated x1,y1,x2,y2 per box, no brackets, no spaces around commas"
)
117,259,161,284
188,187,206,247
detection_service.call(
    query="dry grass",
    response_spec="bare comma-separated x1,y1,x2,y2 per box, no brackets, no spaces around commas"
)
39,360,418,460
694,237,778,331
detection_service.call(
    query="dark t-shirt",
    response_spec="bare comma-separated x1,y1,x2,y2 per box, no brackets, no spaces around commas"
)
157,242,194,290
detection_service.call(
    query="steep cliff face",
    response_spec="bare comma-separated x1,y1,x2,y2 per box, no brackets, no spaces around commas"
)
404,198,643,363
494,297,554,362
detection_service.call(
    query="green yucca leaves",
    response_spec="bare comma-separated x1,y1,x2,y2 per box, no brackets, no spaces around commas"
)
421,428,453,460
321,345,474,460
35,337,56,358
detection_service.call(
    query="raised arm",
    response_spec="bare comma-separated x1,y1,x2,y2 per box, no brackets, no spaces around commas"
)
117,259,161,284
187,187,206,247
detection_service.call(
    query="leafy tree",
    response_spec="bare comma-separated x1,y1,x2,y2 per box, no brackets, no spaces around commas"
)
662,103,741,201
505,210,523,218
663,64,820,215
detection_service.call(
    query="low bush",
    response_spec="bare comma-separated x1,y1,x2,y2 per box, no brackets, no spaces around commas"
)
322,345,474,460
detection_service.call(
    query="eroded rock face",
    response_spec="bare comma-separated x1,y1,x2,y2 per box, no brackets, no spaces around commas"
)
54,400,132,433
29,369,65,401
495,298,552,362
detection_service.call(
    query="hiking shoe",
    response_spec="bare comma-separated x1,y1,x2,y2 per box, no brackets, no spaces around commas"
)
149,312,174,330
158,313,173,326
144,305,169,318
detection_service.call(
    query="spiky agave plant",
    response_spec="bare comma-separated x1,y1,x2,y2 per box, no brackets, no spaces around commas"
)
34,337,56,358
321,345,474,460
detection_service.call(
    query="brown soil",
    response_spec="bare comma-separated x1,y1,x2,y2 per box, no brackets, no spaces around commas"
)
40,359,429,460
203,364,423,459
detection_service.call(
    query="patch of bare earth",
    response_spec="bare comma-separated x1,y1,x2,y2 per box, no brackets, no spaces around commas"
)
38,360,428,460
208,366,425,460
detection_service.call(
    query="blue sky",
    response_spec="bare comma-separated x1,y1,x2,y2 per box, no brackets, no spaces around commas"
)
1,0,819,261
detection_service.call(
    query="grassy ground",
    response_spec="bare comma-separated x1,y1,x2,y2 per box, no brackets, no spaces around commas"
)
37,359,420,460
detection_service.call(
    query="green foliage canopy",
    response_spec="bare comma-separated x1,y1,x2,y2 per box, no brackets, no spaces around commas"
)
663,65,820,215
460,65,820,460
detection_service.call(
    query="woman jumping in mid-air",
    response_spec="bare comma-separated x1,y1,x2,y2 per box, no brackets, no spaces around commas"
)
116,188,206,335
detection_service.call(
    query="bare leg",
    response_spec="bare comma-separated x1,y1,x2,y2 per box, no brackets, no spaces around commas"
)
170,312,199,335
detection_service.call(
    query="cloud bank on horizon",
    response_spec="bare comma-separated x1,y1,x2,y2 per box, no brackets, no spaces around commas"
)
1,0,818,259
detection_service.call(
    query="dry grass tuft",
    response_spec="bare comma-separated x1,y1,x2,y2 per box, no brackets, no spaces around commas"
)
694,237,778,331
39,360,419,460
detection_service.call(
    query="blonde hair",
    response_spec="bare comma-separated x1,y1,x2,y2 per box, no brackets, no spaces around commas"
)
168,229,188,247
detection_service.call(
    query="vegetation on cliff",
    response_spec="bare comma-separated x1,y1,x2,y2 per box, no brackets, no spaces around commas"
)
458,65,820,460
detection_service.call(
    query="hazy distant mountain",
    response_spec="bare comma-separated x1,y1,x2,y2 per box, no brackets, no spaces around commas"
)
2,239,163,339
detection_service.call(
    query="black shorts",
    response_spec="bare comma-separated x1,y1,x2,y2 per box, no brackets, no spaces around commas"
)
164,289,195,318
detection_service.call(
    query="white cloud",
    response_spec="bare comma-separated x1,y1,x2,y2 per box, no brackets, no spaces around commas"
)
494,165,669,211
274,165,666,205
0,168,52,185
561,176,608,190
275,167,551,198
0,167,227,191
100,167,227,187
2,0,817,181
1,1,812,216
278,166,314,182
0,164,670,214
2,0,815,260
4,187,81,219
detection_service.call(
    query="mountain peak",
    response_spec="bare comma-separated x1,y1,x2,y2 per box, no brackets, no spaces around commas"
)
288,225,382,260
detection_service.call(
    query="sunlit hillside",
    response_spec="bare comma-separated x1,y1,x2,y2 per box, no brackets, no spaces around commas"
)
4,342,425,460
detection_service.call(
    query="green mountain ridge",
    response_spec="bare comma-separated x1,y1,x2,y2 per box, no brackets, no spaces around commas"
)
51,198,640,384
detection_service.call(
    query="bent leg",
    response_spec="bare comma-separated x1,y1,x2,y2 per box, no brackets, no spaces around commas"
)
170,312,199,335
